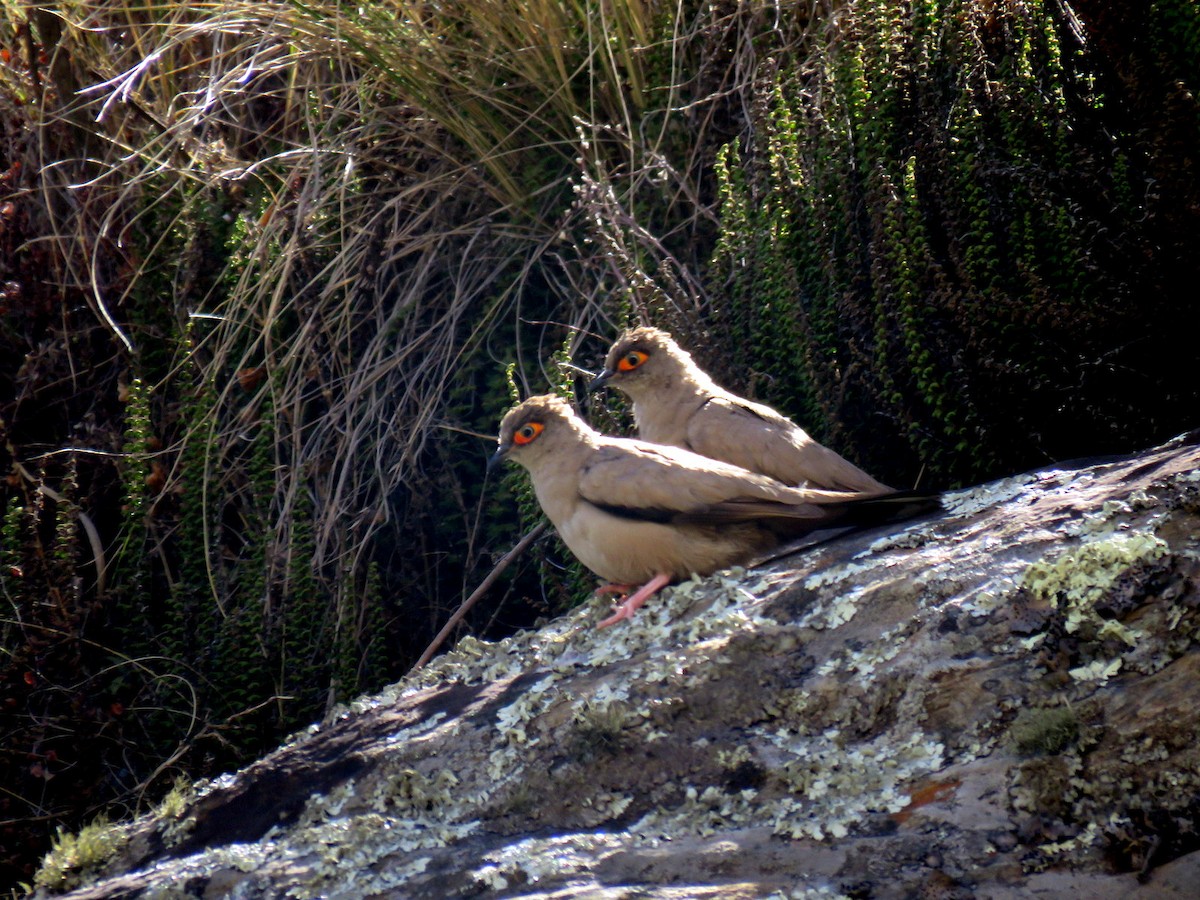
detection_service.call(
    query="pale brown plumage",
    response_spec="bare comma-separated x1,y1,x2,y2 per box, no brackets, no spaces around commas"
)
489,395,883,626
592,326,893,496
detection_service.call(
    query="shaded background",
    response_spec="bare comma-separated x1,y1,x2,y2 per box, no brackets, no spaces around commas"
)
1,0,1198,887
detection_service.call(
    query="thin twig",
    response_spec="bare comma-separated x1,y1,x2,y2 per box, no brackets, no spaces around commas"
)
410,521,548,672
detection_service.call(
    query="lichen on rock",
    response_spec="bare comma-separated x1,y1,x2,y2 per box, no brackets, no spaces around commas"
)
33,431,1200,899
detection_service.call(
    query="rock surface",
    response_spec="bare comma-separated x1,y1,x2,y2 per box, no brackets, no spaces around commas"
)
35,431,1200,898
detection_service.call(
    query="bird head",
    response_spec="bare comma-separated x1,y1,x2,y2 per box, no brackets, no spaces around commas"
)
489,394,588,472
590,326,689,399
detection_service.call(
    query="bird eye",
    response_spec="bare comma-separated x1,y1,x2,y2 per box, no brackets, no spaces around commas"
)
513,421,544,445
617,350,649,372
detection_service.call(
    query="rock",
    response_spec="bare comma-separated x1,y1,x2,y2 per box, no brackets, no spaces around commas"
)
35,431,1200,898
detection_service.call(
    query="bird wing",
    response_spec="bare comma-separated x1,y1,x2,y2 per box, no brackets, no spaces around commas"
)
577,440,833,525
687,395,889,495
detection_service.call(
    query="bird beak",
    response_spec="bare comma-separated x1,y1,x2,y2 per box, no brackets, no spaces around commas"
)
589,368,615,392
487,445,509,474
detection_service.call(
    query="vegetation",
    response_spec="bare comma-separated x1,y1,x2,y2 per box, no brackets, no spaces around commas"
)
1,0,1198,887
707,0,1200,485
30,817,127,894
1010,705,1082,757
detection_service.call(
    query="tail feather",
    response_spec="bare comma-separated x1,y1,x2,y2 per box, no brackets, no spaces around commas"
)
838,489,943,524
761,489,942,537
672,489,942,530
749,490,943,567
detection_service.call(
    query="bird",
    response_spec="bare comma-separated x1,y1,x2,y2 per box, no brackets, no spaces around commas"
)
489,395,929,628
590,326,893,496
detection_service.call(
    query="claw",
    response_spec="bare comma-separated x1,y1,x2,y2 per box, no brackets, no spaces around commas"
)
596,573,671,628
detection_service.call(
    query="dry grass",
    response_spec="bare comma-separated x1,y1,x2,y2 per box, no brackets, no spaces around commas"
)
48,0,764,613
1,0,773,717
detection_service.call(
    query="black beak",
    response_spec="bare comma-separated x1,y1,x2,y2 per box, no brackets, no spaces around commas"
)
486,445,509,474
589,368,616,392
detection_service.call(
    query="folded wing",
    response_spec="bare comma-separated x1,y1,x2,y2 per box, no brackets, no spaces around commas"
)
576,440,839,526
687,395,890,495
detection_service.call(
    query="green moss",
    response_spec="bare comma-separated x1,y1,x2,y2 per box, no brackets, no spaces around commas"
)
156,777,198,849
570,701,632,762
155,776,194,821
1010,705,1080,756
33,817,128,893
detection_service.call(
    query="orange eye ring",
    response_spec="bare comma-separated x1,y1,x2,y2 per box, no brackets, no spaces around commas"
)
617,350,649,372
513,421,544,446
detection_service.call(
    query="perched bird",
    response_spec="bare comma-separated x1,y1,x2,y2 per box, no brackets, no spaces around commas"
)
490,395,926,628
591,326,893,496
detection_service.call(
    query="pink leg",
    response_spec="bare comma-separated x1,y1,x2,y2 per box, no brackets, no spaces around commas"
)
596,573,672,629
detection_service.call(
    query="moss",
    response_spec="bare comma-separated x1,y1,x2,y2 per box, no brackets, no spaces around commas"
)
570,700,633,762
155,777,197,849
32,817,128,893
1009,705,1080,756
155,777,193,821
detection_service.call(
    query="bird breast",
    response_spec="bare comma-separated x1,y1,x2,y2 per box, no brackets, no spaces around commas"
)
554,499,774,585
633,396,697,449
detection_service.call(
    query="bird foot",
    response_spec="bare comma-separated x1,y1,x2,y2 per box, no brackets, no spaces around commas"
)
596,573,671,629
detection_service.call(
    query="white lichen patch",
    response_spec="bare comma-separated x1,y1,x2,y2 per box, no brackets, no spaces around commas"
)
136,843,272,900
767,888,853,900
739,570,795,595
766,730,946,840
495,677,559,746
309,555,844,807
1037,819,1106,861
762,687,812,721
860,518,943,555
342,569,767,728
942,473,1040,518
632,785,762,839
794,585,867,631
1068,658,1122,684
301,813,457,865
580,791,634,819
961,587,1001,616
283,763,480,868
949,565,1026,617
470,832,622,891
817,623,908,678
1095,617,1140,647
632,728,945,844
379,711,449,750
252,764,486,900
804,561,874,591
